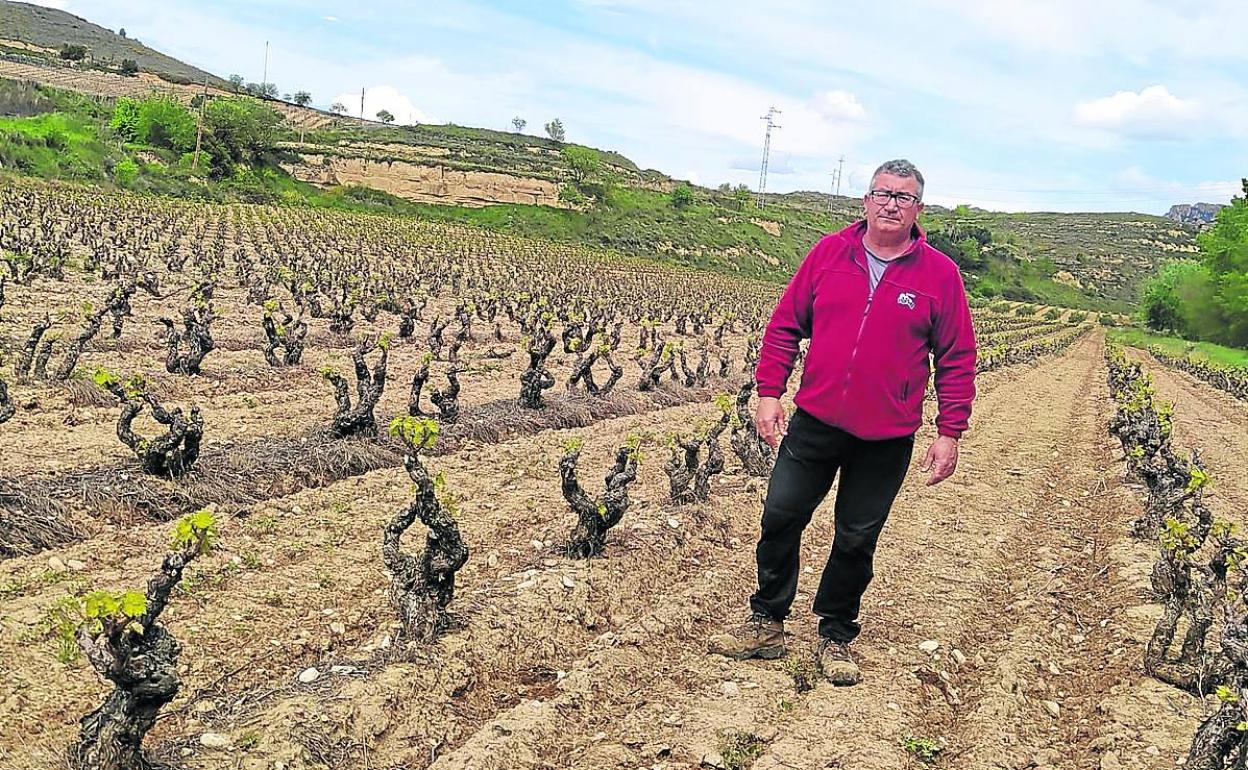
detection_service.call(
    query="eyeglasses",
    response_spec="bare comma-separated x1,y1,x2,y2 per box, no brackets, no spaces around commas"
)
868,189,921,208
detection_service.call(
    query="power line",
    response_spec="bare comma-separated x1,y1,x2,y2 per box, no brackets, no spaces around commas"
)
756,106,781,208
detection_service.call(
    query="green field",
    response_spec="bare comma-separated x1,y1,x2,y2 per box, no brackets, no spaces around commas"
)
1108,327,1248,368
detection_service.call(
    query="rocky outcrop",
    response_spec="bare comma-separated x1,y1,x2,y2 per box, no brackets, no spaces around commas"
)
283,154,566,208
1165,202,1224,226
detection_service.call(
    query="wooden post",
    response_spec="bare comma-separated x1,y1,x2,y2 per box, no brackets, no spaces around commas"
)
191,73,208,171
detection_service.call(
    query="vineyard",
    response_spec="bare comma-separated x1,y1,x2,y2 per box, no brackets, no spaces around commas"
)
0,176,1246,769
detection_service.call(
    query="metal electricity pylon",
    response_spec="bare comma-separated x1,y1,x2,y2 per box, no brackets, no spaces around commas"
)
756,106,781,208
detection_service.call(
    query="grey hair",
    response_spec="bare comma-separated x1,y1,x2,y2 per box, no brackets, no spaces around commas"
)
870,159,924,198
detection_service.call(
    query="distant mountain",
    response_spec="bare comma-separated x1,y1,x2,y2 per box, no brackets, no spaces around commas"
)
1166,202,1225,226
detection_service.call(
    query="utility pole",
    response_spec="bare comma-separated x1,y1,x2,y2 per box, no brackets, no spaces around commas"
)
191,72,209,172
360,86,365,121
756,106,781,208
835,155,845,196
261,40,269,93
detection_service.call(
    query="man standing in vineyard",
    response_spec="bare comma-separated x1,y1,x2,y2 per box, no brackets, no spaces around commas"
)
709,159,977,685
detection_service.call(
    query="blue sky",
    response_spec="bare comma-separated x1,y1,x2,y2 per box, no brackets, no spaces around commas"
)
32,0,1248,213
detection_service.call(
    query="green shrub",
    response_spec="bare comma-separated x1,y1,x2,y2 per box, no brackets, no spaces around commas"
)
113,156,138,186
59,43,87,61
671,183,695,209
110,97,196,152
109,97,141,142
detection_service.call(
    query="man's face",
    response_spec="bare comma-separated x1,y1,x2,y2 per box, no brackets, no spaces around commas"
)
863,172,924,238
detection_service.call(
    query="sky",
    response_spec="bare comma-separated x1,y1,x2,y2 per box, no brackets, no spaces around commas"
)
27,0,1248,213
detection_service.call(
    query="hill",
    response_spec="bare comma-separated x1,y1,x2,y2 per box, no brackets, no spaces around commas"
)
0,2,1202,312
0,1,226,87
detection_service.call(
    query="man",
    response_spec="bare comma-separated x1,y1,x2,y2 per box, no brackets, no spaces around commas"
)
708,159,977,686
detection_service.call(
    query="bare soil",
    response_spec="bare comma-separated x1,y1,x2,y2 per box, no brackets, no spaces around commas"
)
4,333,1242,769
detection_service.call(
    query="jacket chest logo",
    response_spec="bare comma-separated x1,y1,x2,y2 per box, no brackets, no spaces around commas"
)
897,292,916,310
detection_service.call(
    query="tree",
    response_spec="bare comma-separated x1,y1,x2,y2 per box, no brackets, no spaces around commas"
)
561,146,600,187
1194,178,1248,346
732,184,752,210
118,27,127,38
329,102,347,115
292,90,312,107
200,96,282,176
511,116,526,133
59,43,87,61
228,74,244,93
246,81,278,99
376,109,395,124
544,118,566,142
671,183,695,210
119,59,139,76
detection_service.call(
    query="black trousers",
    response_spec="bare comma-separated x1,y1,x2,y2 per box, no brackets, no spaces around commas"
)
749,408,913,642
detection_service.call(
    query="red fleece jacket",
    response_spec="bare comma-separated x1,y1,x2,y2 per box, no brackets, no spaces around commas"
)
755,220,977,440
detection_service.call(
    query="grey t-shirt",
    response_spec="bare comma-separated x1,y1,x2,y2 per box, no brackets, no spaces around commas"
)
864,245,891,298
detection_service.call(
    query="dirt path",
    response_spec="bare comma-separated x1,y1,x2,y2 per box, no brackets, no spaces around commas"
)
1132,350,1248,515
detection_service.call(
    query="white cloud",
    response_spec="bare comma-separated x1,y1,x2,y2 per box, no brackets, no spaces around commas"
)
332,85,432,125
323,15,339,23
811,90,868,123
1073,85,1203,139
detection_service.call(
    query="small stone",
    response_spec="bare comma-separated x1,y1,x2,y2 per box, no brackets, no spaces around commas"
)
720,681,740,697
1100,753,1123,770
918,640,940,653
47,556,66,571
1145,746,1159,756
701,751,726,768
950,648,967,666
199,732,232,749
530,539,544,551
1043,700,1061,718
329,622,346,635
487,553,499,567
517,580,536,590
66,559,86,570
561,576,575,589
298,667,320,684
330,665,355,674
592,731,607,741
667,517,680,529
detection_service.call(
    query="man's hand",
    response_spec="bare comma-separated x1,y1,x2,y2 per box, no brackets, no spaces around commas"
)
920,436,959,486
755,396,786,449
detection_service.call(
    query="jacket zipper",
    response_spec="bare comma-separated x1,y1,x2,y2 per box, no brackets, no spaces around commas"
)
837,285,874,424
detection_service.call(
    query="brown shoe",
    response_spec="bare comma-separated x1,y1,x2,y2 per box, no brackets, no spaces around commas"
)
815,637,862,686
707,613,786,660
